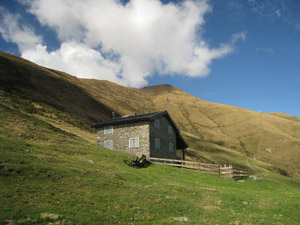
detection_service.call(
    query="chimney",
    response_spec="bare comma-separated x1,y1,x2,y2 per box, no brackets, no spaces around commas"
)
112,111,115,119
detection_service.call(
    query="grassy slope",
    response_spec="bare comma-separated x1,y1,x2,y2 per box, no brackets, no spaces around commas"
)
0,51,113,124
141,85,300,180
79,79,156,116
1,93,300,225
1,51,300,181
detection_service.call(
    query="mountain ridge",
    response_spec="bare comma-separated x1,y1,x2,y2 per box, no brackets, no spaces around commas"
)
1,51,299,180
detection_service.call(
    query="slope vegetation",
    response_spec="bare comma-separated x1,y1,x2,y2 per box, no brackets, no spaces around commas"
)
141,85,300,180
1,92,300,224
0,51,113,124
1,51,300,181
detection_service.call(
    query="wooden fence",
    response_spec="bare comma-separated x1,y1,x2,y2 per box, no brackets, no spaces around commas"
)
147,157,250,179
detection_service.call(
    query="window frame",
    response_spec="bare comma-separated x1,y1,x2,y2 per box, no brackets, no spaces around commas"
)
129,137,139,149
155,138,160,149
104,125,113,135
169,142,174,152
154,119,160,129
168,125,173,134
104,140,113,149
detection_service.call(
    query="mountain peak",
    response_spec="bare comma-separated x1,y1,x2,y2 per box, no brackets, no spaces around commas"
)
140,84,181,95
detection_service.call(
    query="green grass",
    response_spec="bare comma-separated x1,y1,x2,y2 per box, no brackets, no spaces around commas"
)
1,100,300,224
2,51,300,181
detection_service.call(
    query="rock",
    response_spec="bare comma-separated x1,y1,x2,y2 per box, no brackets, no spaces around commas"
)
88,160,95,164
5,220,13,225
25,150,32,153
250,175,261,181
166,196,178,200
40,213,59,220
265,147,274,153
253,176,261,181
237,180,245,182
174,217,191,222
123,155,151,168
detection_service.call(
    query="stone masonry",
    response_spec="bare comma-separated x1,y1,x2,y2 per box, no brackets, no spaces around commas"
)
97,121,150,156
93,111,187,159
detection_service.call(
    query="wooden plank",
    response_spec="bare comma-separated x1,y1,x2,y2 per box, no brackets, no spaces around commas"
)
232,174,250,177
220,172,232,175
168,163,183,167
184,162,219,167
149,157,250,179
200,171,219,175
148,157,184,163
233,170,250,173
148,157,219,167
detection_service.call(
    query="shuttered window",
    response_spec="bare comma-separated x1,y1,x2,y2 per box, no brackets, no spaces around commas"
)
104,140,113,149
129,138,139,148
155,138,160,149
155,119,160,128
168,126,173,134
104,125,113,135
169,143,174,152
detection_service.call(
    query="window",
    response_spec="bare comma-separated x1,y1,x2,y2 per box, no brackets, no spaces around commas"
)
169,143,174,152
129,138,139,148
104,125,113,135
168,126,173,134
155,138,160,149
155,119,160,129
104,140,113,149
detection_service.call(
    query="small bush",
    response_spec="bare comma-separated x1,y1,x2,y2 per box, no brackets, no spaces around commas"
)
124,155,151,168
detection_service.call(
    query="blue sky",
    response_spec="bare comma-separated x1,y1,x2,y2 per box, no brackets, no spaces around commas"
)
0,0,299,117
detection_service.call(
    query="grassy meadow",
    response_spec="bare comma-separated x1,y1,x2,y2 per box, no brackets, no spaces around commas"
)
1,51,300,181
1,92,300,225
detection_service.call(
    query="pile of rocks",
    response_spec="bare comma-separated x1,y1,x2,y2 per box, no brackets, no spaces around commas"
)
124,155,151,168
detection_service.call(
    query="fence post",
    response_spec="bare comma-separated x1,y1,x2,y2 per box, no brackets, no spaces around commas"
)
164,158,166,165
230,165,233,178
218,164,221,177
181,159,183,168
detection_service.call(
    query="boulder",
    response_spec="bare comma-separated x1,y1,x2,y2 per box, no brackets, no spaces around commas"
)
124,155,151,168
166,196,178,200
249,175,261,181
174,217,191,222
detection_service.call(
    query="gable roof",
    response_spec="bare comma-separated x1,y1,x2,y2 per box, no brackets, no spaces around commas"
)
92,111,188,149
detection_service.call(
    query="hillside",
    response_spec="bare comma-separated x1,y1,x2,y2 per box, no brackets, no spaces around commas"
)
0,51,113,125
1,92,300,224
1,51,300,181
141,85,300,180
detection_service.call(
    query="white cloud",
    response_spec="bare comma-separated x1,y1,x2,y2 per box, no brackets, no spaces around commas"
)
231,32,246,44
21,42,125,84
1,0,245,87
248,0,300,29
0,7,42,52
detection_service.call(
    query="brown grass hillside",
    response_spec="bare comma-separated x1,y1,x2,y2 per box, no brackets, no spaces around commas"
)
141,85,300,179
1,51,300,180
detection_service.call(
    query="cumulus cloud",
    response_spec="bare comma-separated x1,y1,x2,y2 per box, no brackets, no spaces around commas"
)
0,7,42,52
1,0,245,87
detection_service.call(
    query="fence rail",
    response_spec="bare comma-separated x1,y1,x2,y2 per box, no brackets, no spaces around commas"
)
147,157,250,179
